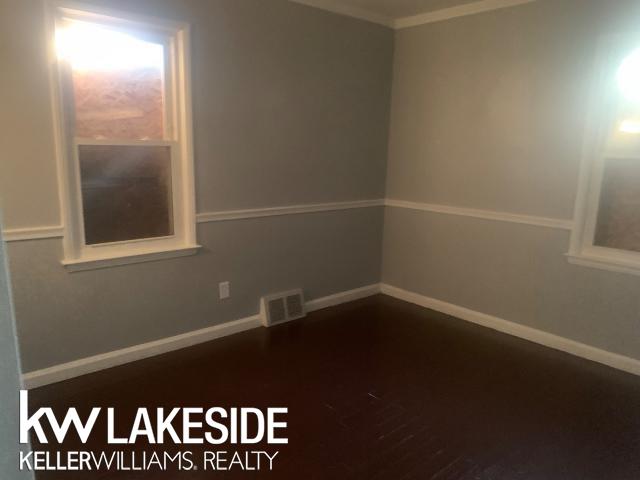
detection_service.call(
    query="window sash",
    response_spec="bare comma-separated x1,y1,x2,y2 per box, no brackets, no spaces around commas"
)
48,2,197,268
72,139,182,254
570,34,640,274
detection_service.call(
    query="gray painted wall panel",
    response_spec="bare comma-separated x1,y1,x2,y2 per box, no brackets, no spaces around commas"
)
10,208,384,372
0,0,393,228
0,226,33,479
383,207,640,360
387,0,640,220
383,0,640,363
0,0,393,371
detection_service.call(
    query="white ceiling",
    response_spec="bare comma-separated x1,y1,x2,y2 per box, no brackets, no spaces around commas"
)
333,0,480,19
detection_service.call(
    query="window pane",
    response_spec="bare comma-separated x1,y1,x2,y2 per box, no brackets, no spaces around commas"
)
594,157,640,253
79,145,174,245
73,68,164,140
57,20,165,140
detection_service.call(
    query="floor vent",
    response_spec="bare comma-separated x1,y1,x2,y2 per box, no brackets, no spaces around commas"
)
261,289,306,327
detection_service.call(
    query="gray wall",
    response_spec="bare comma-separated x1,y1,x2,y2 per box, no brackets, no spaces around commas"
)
0,0,393,227
11,209,383,371
0,224,33,480
383,0,640,361
8,0,640,376
0,0,393,371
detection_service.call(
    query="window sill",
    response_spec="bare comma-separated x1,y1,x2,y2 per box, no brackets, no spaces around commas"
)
566,252,640,277
62,245,201,272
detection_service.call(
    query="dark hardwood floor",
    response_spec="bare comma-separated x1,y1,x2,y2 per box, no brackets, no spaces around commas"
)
29,294,640,479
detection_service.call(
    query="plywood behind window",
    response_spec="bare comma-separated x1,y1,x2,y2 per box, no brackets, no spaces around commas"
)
594,157,640,253
73,67,164,140
79,144,173,245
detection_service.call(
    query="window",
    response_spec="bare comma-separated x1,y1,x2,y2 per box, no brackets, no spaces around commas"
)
570,38,640,275
49,4,197,271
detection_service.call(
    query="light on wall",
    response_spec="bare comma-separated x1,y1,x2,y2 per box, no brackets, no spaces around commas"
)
617,48,640,103
55,20,163,71
617,48,640,134
619,119,640,134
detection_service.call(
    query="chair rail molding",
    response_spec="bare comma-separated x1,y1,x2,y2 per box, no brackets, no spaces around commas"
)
196,199,385,223
385,199,574,231
2,225,64,242
3,199,573,243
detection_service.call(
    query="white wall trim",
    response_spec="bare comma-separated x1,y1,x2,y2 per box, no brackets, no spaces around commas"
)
22,284,381,389
394,0,536,29
196,199,385,223
22,314,261,389
564,37,640,278
380,284,640,377
62,244,202,272
306,284,380,312
22,281,640,385
2,225,64,242
288,0,394,27
3,200,570,242
566,252,640,278
288,0,536,30
2,201,384,244
385,199,574,231
46,3,198,265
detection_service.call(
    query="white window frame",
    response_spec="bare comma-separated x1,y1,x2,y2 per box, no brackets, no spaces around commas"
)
46,1,198,272
569,34,640,276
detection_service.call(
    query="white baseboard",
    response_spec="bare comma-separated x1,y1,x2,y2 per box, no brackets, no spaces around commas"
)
306,284,381,312
22,284,381,389
380,284,640,377
28,283,636,388
22,315,261,389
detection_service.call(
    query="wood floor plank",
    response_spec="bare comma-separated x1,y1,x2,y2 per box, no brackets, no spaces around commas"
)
28,295,640,479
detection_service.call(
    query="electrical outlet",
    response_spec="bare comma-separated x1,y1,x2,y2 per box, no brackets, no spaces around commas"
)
219,281,230,300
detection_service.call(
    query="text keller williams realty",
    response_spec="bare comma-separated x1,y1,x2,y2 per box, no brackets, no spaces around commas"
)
19,391,287,472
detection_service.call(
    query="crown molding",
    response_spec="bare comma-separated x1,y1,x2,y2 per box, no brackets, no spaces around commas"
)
394,0,536,29
288,0,394,27
289,0,536,30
